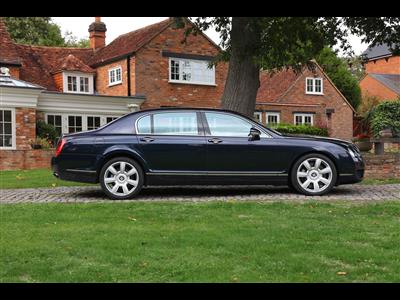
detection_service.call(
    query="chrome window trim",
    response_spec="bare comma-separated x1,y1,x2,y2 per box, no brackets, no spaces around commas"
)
135,110,273,138
135,111,200,136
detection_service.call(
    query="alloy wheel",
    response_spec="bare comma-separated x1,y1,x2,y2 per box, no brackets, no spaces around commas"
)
103,161,139,197
296,157,333,194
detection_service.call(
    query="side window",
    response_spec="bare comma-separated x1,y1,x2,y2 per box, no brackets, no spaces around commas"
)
137,112,199,135
137,115,152,134
205,112,256,137
101,115,134,134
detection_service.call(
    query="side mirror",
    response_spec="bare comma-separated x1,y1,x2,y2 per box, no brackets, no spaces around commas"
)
248,127,261,141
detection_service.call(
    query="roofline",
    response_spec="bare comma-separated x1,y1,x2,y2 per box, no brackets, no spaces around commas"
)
90,51,135,67
0,60,22,66
313,61,356,113
42,90,146,99
89,17,222,67
0,84,44,90
364,53,393,61
368,74,400,95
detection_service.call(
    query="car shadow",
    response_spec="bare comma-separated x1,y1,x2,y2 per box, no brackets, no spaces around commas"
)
73,185,358,200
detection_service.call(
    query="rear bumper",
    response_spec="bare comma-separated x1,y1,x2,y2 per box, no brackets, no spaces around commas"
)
51,156,98,183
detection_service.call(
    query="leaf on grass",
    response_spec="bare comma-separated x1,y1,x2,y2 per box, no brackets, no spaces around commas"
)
16,175,24,180
128,216,137,221
231,276,239,282
337,271,347,275
51,183,56,187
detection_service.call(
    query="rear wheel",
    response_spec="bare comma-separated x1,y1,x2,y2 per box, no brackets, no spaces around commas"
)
290,153,337,196
100,157,144,200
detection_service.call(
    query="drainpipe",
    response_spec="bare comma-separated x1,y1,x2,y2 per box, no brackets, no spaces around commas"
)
127,56,131,96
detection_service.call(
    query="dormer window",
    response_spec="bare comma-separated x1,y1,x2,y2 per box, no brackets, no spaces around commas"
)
305,77,323,95
109,66,122,86
63,72,93,94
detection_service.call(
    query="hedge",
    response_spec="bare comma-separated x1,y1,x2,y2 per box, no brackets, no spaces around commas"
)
271,123,329,137
370,99,400,137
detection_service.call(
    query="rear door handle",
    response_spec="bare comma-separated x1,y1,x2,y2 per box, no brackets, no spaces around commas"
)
208,138,223,144
140,137,154,143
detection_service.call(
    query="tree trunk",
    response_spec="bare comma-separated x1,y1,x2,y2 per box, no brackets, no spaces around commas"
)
221,17,260,117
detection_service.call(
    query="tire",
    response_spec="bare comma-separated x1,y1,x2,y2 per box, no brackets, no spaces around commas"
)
99,157,144,200
290,153,337,196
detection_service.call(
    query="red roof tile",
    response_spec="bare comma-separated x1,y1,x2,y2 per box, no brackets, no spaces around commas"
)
0,18,21,65
53,54,95,74
88,18,172,66
256,69,301,102
16,45,94,91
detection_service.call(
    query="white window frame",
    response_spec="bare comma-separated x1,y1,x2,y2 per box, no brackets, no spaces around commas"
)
45,113,122,135
305,77,323,95
0,108,16,150
63,72,94,94
108,66,122,86
266,112,280,126
168,57,216,86
45,113,63,137
253,112,263,123
294,113,314,126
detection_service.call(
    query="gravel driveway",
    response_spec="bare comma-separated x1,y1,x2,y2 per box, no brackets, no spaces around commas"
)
0,184,399,204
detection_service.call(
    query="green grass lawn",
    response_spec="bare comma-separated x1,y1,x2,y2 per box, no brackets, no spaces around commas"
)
0,169,93,189
1,168,399,189
1,201,400,282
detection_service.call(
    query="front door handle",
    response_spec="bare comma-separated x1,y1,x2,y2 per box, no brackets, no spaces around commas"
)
140,137,154,143
208,138,223,144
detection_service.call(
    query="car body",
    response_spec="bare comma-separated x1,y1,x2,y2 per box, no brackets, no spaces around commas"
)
51,108,364,199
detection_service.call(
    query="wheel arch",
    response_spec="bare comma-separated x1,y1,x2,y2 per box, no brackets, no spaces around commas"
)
97,147,148,184
288,150,340,186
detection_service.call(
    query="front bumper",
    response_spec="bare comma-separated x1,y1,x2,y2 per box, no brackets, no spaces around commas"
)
338,156,365,185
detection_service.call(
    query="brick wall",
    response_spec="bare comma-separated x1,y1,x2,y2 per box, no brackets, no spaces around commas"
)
134,24,228,109
95,59,129,96
15,107,36,150
0,149,53,170
360,75,398,101
256,67,354,141
365,56,400,74
363,153,400,179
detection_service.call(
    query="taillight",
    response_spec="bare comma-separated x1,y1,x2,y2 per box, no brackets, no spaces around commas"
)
55,138,66,157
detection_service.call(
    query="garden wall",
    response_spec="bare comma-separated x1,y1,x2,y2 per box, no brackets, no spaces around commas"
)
363,153,400,179
0,149,53,171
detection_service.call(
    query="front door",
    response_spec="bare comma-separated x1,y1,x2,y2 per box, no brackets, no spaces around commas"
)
137,111,206,172
202,111,285,174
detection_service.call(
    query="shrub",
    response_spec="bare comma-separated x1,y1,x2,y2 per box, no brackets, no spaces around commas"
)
30,137,53,149
271,123,329,137
36,120,58,147
370,100,400,137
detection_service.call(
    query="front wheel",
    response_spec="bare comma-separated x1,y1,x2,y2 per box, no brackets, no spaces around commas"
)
100,157,144,200
290,154,337,196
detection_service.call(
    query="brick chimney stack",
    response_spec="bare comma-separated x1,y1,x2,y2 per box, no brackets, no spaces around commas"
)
88,17,106,50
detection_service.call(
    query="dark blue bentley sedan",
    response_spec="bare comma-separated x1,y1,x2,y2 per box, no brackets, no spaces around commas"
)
51,108,364,199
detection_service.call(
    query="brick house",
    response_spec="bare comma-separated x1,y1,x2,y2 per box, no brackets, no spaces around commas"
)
255,63,356,140
359,43,400,101
1,17,355,170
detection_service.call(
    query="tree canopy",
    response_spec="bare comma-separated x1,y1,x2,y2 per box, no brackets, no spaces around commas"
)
176,17,400,116
4,17,89,48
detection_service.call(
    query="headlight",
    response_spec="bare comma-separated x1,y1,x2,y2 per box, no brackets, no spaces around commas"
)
348,148,357,159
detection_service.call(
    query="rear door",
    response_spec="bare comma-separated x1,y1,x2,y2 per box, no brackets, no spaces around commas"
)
136,111,207,172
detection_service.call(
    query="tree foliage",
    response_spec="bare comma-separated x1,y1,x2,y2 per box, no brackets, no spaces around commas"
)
315,47,362,109
4,17,89,48
175,17,400,116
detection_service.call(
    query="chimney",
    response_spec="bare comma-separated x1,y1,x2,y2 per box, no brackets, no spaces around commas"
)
88,17,107,50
